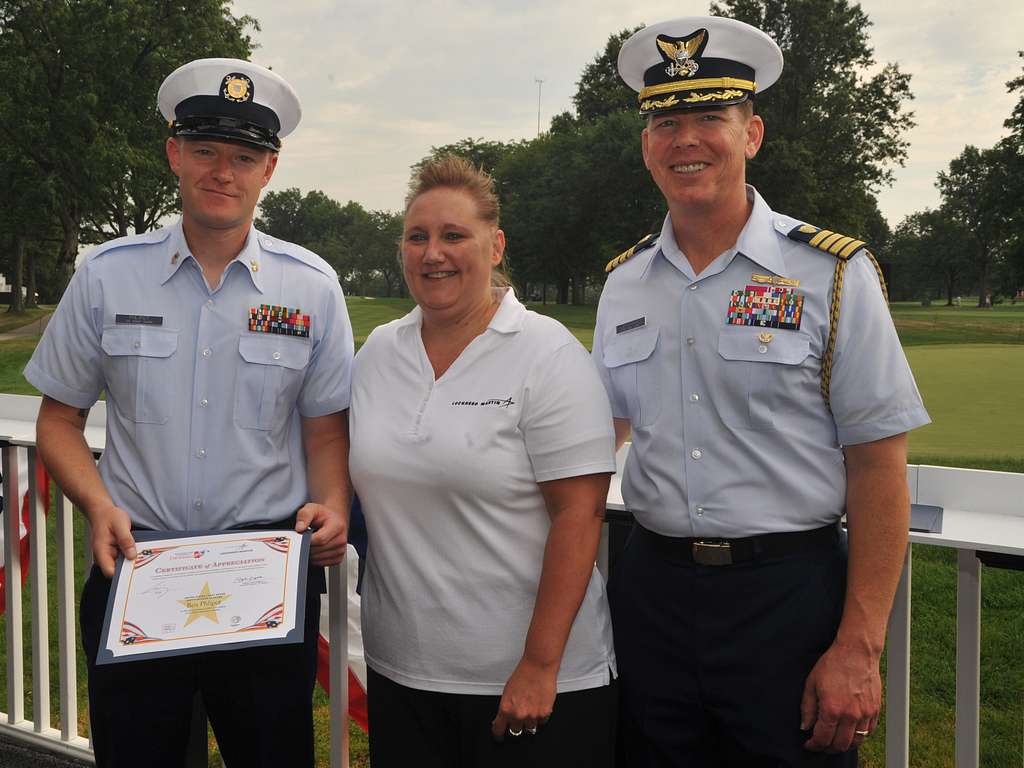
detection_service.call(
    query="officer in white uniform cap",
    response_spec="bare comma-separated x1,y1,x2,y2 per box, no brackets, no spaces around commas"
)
27,58,353,767
593,18,929,766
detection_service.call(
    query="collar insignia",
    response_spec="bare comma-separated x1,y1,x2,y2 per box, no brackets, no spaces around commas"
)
656,29,708,79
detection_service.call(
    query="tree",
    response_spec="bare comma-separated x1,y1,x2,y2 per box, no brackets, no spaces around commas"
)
0,0,257,292
571,27,643,123
710,0,914,236
1004,50,1024,147
938,144,1017,306
889,208,972,304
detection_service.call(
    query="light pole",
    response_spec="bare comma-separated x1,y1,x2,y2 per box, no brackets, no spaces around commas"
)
535,78,543,135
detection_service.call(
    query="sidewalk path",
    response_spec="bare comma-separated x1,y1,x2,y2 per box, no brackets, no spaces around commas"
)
0,736,91,767
0,312,52,341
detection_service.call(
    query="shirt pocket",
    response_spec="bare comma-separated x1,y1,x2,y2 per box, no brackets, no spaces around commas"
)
101,327,179,424
235,334,311,431
716,326,810,430
601,325,661,428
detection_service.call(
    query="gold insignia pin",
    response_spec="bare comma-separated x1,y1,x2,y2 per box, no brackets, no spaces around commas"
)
758,332,774,344
223,75,250,102
171,252,179,265
750,273,800,288
249,260,259,273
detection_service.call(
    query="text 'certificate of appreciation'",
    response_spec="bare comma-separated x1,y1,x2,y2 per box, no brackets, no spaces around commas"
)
96,529,310,664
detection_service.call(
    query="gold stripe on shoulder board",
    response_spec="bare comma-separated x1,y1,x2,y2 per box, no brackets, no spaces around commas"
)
606,234,656,273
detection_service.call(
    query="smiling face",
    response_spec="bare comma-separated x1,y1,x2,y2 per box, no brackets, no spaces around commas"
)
166,137,277,234
641,104,763,214
401,187,505,322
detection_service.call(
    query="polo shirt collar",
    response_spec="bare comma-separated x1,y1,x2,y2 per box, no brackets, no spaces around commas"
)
396,287,526,335
160,220,265,292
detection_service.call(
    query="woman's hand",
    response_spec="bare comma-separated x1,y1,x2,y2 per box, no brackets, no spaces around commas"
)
490,658,557,740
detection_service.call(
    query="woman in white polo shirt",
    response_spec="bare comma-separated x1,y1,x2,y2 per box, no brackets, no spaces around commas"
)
349,155,618,767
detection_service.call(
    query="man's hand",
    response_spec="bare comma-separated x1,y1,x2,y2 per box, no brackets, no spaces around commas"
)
490,658,557,741
801,641,881,752
295,503,347,566
89,504,137,578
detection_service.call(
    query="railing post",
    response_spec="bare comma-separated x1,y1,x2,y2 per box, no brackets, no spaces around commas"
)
955,549,981,768
885,545,912,768
2,444,25,725
328,559,349,768
54,487,79,743
27,447,50,733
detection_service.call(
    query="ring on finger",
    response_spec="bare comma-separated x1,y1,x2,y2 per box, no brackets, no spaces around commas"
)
508,727,523,737
526,726,538,735
855,729,870,736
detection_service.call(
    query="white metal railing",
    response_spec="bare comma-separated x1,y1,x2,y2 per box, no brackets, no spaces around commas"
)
3,393,1023,766
0,393,350,767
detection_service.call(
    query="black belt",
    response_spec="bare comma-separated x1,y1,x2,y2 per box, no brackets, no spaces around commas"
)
637,522,840,566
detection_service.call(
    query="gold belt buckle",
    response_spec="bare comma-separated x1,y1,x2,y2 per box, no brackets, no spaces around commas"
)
692,540,733,566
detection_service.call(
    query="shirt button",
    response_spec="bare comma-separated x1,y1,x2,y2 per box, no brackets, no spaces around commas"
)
758,344,768,354
133,340,142,349
691,448,703,460
205,299,214,309
689,284,698,291
686,337,696,346
196,448,206,458
696,506,705,516
199,398,209,408
202,347,212,358
689,393,700,402
194,499,203,510
272,351,282,361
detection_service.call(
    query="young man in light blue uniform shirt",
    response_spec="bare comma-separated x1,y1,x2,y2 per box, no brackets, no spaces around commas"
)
25,58,353,767
593,17,930,766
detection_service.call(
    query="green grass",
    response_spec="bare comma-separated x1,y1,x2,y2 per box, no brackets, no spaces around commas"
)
2,297,1023,766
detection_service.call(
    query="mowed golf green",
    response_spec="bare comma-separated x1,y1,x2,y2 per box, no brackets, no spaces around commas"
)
905,344,1024,459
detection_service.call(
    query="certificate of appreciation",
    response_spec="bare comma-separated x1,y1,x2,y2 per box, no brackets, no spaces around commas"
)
96,529,310,664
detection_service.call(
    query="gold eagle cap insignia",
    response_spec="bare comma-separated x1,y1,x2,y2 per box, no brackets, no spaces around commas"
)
221,74,252,103
657,30,706,78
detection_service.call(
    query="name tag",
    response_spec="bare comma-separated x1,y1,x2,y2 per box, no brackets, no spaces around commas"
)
115,314,163,326
616,317,646,334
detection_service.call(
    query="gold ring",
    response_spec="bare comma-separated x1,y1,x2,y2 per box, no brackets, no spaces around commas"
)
855,730,870,736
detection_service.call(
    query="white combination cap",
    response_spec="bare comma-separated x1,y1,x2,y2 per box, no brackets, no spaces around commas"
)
157,58,301,151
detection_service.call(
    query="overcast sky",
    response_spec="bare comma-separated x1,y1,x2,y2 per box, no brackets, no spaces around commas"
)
229,0,1023,229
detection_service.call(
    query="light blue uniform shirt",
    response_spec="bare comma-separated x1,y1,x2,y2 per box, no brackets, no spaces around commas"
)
593,187,930,538
25,220,354,531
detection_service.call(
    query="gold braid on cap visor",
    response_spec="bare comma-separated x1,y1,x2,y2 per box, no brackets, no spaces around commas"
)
638,77,756,102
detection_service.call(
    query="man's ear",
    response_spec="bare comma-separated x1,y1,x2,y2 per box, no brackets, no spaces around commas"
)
745,114,765,160
166,137,183,177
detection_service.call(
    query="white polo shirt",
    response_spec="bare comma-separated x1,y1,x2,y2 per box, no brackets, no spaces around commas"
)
350,289,617,695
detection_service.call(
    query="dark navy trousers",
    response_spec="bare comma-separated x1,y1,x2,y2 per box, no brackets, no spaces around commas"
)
610,525,857,768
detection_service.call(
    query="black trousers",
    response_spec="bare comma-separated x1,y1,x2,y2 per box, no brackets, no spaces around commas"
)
81,556,323,768
367,666,617,768
610,525,856,768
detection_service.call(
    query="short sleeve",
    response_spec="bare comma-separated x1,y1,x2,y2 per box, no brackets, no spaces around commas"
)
591,304,629,419
521,339,617,482
23,261,105,408
828,255,931,444
297,276,354,417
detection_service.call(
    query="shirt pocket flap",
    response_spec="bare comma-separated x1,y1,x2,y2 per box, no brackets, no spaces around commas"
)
717,325,809,365
238,334,311,370
602,325,659,368
101,327,178,358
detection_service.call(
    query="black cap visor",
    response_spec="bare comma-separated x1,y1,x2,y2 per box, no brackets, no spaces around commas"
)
173,96,281,151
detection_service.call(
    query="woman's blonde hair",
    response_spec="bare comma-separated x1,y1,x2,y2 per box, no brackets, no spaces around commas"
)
404,154,510,287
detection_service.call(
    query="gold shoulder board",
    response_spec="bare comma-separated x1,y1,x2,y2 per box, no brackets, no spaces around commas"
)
605,234,657,273
786,223,867,262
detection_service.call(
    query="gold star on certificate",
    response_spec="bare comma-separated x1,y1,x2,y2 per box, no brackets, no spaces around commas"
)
179,582,229,627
